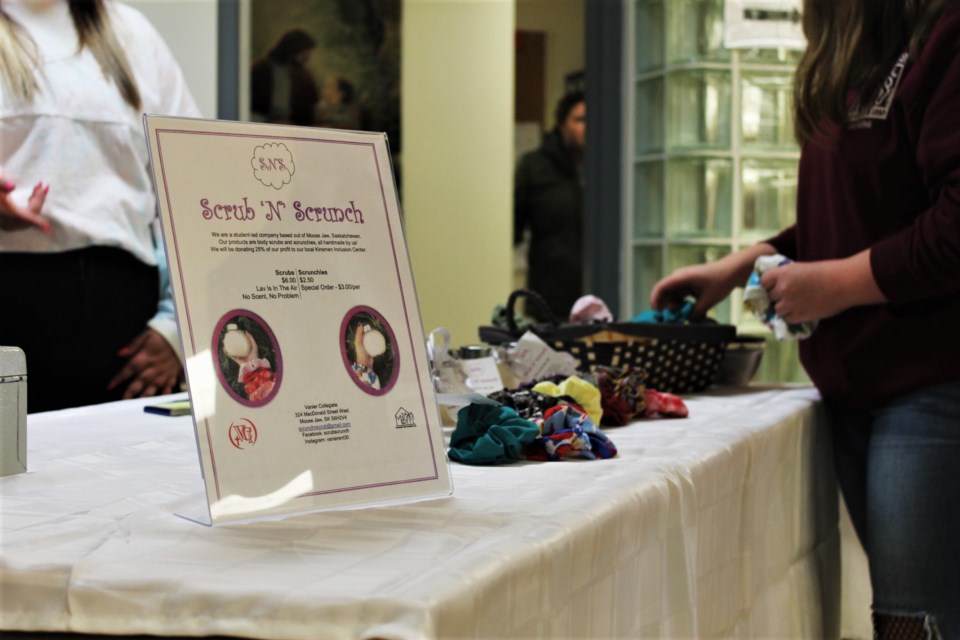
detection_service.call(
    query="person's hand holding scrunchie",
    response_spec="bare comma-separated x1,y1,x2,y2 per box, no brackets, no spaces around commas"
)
744,255,818,341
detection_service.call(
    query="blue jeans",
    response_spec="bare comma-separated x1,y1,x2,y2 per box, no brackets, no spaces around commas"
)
829,380,960,639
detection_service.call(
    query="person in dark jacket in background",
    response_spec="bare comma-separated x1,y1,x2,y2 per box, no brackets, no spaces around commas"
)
514,90,585,321
250,28,318,126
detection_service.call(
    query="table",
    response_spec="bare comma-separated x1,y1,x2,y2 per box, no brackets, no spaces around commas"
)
1,386,840,639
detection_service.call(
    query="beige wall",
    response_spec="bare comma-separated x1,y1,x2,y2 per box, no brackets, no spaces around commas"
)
516,0,585,130
402,1,515,347
123,0,218,118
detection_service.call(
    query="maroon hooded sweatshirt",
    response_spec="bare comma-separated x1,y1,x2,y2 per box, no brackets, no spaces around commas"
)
766,7,960,409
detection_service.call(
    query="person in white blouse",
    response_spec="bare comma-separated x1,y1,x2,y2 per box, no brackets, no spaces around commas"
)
0,0,200,412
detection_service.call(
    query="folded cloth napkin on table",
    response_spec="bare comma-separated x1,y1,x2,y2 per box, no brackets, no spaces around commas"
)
743,254,817,341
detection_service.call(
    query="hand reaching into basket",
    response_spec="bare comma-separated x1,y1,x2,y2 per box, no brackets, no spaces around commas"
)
650,243,778,320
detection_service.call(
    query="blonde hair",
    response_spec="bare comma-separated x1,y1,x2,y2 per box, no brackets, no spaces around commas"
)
0,8,40,100
0,0,141,109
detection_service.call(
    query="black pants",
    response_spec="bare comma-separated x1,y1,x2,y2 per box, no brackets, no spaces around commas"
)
0,247,158,413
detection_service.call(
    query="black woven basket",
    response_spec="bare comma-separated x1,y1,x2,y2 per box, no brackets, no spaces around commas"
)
480,289,736,394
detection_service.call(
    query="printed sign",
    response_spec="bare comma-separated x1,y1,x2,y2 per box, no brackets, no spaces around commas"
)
144,116,452,525
723,0,805,50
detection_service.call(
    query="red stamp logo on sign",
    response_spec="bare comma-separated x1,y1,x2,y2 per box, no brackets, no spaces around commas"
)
228,419,258,449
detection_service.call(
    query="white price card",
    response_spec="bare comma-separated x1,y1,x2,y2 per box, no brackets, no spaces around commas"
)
144,116,452,525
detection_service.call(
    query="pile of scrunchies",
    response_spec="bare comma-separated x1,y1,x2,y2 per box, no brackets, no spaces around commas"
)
447,365,688,466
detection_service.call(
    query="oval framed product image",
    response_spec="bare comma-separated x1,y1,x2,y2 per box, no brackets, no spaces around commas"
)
340,306,399,396
212,309,283,407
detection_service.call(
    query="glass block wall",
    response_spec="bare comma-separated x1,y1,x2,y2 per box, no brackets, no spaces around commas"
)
625,0,807,382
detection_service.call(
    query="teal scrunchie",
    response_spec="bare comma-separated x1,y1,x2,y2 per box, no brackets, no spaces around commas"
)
448,403,540,465
631,298,694,324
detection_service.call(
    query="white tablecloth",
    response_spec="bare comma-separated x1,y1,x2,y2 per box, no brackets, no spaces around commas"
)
1,386,839,639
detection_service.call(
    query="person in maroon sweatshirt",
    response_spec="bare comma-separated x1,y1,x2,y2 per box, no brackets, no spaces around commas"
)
651,1,960,637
